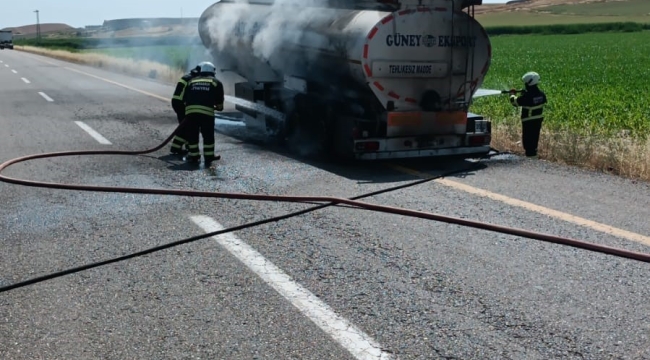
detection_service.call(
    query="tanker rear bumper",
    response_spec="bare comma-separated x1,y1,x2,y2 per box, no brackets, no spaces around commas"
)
354,145,491,160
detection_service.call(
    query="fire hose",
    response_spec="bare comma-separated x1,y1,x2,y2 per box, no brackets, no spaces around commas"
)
1,120,649,293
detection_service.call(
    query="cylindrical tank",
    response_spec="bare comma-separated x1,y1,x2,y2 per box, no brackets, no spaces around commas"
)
199,0,491,110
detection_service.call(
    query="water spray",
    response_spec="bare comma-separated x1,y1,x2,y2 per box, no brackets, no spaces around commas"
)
224,95,286,121
472,88,523,98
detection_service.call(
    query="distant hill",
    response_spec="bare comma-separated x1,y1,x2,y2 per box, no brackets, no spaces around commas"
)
475,0,649,26
1,23,77,38
475,0,639,15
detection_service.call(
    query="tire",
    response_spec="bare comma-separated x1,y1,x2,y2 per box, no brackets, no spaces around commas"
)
330,112,355,161
284,94,334,159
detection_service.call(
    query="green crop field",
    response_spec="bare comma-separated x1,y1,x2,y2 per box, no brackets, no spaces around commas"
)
471,31,650,139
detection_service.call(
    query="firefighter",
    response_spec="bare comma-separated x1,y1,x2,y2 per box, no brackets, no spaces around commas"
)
509,71,547,158
169,64,201,156
182,61,225,166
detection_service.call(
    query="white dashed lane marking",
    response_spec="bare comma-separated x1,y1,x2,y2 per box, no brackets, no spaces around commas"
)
38,92,54,102
190,215,394,360
74,121,112,145
21,77,30,84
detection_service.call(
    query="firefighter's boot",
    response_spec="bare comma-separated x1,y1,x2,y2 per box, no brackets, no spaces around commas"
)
186,155,200,165
170,136,189,156
204,154,221,167
185,143,201,164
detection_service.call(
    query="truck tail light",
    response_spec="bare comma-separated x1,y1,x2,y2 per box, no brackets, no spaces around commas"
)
355,141,380,152
468,135,487,146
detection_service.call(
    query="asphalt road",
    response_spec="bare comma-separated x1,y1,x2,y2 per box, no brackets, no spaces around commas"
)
1,49,649,360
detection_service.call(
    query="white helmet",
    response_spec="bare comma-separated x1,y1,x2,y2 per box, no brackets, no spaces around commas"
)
198,61,216,75
522,71,540,86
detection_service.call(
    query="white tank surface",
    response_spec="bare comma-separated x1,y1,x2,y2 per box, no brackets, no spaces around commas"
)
199,0,491,111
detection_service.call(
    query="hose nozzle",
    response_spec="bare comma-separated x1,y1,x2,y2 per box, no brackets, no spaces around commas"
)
502,89,524,94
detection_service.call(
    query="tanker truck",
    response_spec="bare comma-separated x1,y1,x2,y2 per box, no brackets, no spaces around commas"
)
198,0,492,160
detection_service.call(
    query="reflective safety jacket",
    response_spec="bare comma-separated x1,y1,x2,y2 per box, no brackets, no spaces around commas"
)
171,72,196,116
182,75,225,116
510,85,547,122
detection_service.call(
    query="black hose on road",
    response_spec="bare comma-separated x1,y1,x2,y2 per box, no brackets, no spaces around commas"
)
1,121,649,293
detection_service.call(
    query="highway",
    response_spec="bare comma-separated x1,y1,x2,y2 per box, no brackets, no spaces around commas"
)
1,49,649,360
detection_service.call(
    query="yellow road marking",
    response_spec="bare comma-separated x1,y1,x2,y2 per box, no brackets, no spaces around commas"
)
389,164,650,247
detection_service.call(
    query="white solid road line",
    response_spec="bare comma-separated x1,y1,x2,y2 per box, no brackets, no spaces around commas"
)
21,77,30,84
190,215,394,360
11,69,17,74
38,92,54,102
74,121,112,145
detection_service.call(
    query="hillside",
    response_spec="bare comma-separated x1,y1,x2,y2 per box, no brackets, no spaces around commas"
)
475,0,650,26
474,0,627,14
1,23,77,36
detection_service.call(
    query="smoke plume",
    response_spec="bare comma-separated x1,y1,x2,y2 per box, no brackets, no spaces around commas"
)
201,0,343,83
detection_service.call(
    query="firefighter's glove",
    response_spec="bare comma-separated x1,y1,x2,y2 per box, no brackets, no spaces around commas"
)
215,104,224,111
509,88,517,95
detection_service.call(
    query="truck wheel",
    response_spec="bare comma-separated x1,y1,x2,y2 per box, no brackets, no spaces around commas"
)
284,94,333,159
329,109,355,161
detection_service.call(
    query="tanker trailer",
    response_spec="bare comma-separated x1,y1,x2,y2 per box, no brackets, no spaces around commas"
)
199,0,492,160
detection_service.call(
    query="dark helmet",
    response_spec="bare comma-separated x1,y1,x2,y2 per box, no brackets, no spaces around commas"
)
190,65,201,76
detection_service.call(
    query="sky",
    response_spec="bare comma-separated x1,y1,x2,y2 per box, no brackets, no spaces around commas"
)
0,0,509,29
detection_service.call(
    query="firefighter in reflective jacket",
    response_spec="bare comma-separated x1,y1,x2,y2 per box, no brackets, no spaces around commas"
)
510,71,548,158
182,61,225,165
169,65,201,155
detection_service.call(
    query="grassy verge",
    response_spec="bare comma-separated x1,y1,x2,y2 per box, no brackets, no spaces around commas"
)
13,36,202,50
17,45,186,84
79,45,202,73
490,121,650,182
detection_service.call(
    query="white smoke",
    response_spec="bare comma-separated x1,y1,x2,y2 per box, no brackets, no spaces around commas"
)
202,0,342,81
199,0,364,158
